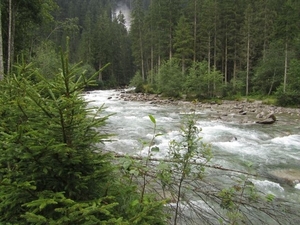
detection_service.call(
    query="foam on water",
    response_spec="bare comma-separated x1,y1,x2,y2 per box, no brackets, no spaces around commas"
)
138,130,182,158
271,134,300,147
84,90,300,202
250,179,284,196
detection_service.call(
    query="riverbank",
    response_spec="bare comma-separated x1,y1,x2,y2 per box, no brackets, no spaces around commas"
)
117,91,300,125
114,90,300,187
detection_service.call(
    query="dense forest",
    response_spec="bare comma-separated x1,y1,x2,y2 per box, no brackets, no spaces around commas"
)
1,0,300,105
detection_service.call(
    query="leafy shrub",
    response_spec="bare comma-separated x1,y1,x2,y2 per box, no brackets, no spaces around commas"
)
157,59,183,97
129,71,144,93
276,92,300,107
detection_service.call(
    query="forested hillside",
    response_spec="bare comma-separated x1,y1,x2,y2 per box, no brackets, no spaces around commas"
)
1,0,300,104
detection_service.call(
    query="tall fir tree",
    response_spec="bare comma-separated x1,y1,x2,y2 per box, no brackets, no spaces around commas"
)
173,15,194,74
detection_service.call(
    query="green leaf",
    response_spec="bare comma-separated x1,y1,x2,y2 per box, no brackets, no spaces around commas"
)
148,114,156,124
129,169,139,176
42,168,48,174
151,146,160,152
266,194,275,202
21,212,47,223
131,199,139,207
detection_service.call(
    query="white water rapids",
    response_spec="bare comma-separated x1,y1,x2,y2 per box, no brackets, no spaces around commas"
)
84,89,300,204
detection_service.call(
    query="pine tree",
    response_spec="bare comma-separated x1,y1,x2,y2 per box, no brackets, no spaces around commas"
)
0,49,167,224
173,15,194,74
91,12,113,84
0,50,114,224
111,12,133,85
130,0,146,80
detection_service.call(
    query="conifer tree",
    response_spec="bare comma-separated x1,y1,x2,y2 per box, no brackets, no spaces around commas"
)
130,0,146,80
0,49,166,224
173,15,194,74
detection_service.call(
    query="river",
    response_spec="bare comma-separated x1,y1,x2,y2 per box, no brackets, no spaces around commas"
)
84,89,300,223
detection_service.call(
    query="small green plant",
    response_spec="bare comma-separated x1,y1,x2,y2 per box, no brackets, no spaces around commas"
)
163,113,212,224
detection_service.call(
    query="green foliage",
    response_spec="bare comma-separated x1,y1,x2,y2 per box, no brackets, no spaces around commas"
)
185,62,223,98
0,52,112,224
3,0,300,95
276,91,300,107
157,59,183,97
173,15,194,73
286,59,300,92
164,113,212,224
275,58,300,106
253,41,284,95
129,71,144,93
115,115,169,225
0,51,166,224
218,176,260,224
31,41,60,79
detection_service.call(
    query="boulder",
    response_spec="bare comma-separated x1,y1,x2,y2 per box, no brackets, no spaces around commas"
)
268,169,300,186
256,112,276,124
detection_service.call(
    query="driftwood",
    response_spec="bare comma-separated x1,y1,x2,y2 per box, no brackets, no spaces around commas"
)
256,112,276,124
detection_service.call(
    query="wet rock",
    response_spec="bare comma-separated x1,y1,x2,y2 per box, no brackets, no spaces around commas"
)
239,110,247,115
256,112,276,124
256,112,265,119
268,169,300,186
118,91,300,124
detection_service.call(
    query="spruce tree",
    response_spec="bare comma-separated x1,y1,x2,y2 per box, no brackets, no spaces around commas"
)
173,15,194,75
0,49,167,224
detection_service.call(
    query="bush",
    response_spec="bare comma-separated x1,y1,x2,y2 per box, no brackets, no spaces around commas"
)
157,59,183,97
276,92,300,107
129,71,144,93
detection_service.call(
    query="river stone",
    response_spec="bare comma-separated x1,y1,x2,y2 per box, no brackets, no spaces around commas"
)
268,169,300,186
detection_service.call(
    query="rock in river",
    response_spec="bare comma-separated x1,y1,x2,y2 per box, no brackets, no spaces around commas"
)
268,169,300,186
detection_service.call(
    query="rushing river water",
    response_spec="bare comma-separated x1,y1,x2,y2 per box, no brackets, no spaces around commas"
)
84,89,300,216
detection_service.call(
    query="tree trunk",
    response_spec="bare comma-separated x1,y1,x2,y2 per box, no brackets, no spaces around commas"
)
169,0,173,60
224,32,228,85
150,45,154,84
208,32,211,74
193,0,197,62
268,69,276,95
0,5,4,80
169,23,172,60
233,47,237,89
263,9,267,63
283,41,288,93
7,0,13,74
213,0,217,70
246,28,250,96
139,28,145,81
11,5,16,70
182,56,185,75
